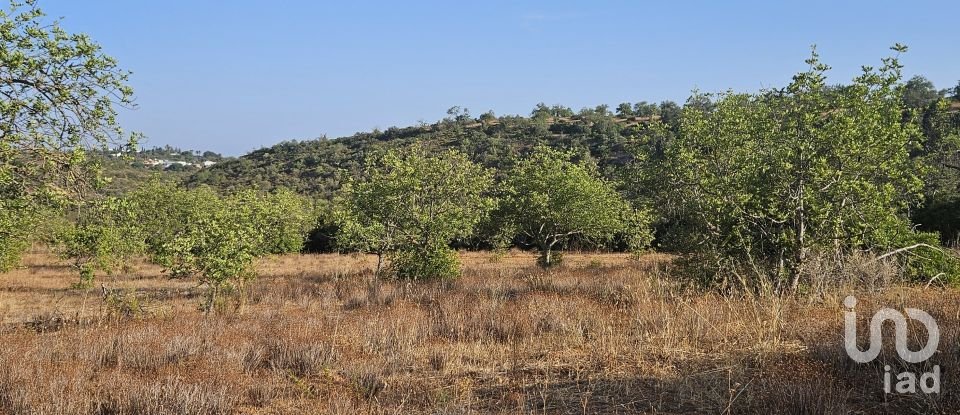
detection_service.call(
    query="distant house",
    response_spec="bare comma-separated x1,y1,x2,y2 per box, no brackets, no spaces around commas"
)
202,160,217,168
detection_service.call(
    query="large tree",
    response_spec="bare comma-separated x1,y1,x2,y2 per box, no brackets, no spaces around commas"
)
0,0,137,270
657,46,938,291
335,146,495,279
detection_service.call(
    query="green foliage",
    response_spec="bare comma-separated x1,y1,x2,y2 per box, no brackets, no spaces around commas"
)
654,46,934,291
390,244,461,280
232,188,315,255
55,197,145,287
184,99,678,198
335,146,495,278
128,180,310,311
914,99,960,243
0,197,37,271
0,0,138,269
902,75,941,109
499,146,647,267
167,192,263,304
890,231,960,284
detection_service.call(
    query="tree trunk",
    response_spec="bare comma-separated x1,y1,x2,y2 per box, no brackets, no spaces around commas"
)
537,240,553,268
204,283,220,314
375,251,384,277
790,174,807,293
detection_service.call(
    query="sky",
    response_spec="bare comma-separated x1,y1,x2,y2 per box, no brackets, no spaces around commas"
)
33,0,960,155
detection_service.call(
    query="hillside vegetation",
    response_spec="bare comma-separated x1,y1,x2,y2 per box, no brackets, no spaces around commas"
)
185,105,675,198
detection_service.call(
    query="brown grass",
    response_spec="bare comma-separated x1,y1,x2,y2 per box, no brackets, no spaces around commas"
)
0,250,957,414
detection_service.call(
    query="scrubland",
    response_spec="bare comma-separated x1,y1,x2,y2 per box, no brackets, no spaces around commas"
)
0,250,955,414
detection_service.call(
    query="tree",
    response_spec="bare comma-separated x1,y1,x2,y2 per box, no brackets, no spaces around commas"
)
128,181,294,312
499,147,648,267
902,75,940,109
56,197,144,287
656,46,939,291
616,102,634,117
0,0,138,271
445,106,471,124
658,101,682,129
479,110,497,126
234,188,314,255
633,101,660,118
334,146,495,279
914,97,960,243
170,191,265,312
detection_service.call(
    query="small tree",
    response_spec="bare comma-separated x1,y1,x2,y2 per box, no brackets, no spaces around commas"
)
129,182,278,312
171,192,265,312
500,147,648,267
56,197,144,288
902,75,940,109
234,188,314,255
335,146,495,279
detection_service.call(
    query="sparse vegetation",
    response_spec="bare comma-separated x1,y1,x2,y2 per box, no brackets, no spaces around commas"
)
0,251,958,414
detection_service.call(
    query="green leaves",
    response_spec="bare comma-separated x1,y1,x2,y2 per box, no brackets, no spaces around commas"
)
655,47,943,290
127,180,314,310
499,146,648,266
0,0,137,269
55,196,145,287
335,145,495,279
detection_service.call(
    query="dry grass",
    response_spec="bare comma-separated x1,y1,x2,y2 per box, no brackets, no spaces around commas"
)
0,249,957,414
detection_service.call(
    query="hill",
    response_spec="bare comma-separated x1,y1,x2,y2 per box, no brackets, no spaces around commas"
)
98,146,230,195
185,105,680,198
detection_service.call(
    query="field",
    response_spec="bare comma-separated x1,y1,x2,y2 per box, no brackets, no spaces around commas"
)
0,250,956,414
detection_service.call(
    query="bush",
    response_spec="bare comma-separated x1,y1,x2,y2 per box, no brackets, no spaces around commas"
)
390,245,461,280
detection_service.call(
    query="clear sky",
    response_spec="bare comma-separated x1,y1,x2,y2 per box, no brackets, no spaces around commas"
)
36,0,960,155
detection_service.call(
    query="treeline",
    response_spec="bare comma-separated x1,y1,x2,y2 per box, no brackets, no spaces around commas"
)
38,144,648,311
185,72,960,248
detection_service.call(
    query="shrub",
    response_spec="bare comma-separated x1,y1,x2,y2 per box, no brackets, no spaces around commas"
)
390,245,461,280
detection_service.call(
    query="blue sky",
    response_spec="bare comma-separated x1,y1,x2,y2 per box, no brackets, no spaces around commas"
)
36,1,960,155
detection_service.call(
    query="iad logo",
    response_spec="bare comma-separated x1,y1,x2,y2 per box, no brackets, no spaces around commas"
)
843,296,941,394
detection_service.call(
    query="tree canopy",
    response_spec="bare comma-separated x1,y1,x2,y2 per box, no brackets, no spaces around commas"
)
499,146,648,267
653,46,939,291
335,146,495,279
0,0,137,270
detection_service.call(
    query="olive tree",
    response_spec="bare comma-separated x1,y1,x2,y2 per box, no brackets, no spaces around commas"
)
0,0,138,270
499,147,649,267
657,46,947,291
335,146,495,279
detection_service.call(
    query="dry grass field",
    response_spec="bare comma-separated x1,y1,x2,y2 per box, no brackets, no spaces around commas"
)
0,250,957,414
